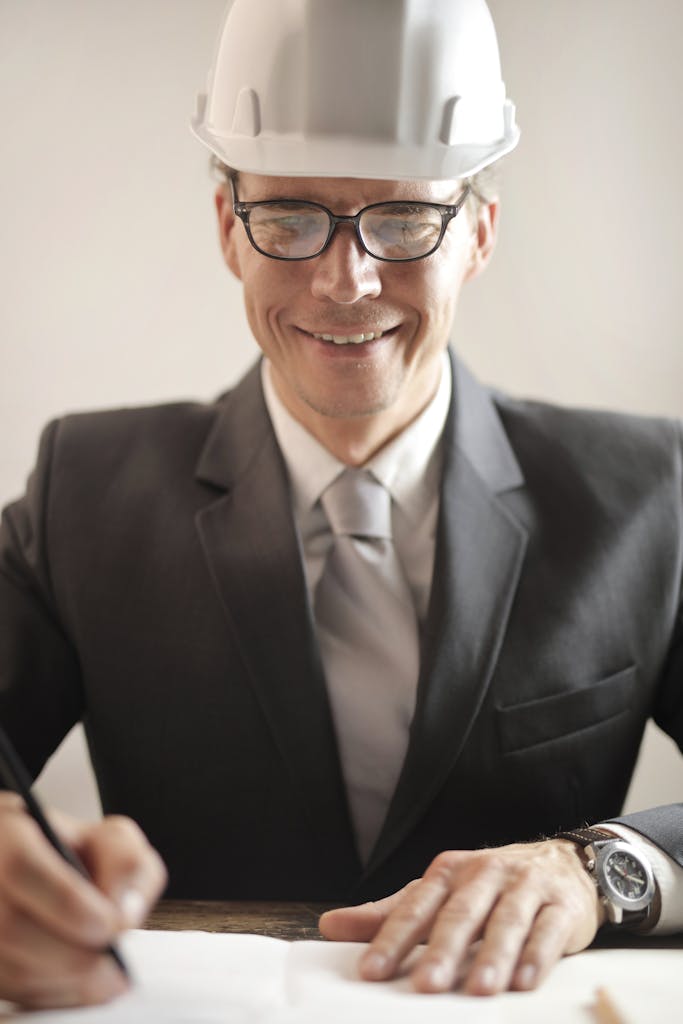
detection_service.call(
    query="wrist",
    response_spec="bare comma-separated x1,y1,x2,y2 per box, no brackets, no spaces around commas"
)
555,837,609,928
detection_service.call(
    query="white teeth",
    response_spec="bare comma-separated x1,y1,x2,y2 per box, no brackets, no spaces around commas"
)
311,331,385,345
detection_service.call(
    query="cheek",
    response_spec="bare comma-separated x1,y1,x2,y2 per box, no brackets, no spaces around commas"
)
426,240,474,314
413,265,465,328
240,262,293,333
400,256,471,352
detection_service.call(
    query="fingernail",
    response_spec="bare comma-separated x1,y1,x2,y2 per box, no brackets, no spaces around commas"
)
474,965,497,992
516,964,537,989
117,887,146,928
361,952,389,978
423,963,451,990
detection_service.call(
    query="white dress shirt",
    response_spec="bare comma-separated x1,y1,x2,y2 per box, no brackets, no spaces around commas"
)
261,355,683,930
262,354,451,625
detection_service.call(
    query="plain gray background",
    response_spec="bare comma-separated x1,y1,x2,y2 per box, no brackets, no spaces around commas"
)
1,0,681,818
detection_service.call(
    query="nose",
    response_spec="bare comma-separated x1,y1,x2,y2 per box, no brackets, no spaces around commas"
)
309,224,382,304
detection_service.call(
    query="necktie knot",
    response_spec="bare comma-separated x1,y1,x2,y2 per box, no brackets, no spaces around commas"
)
321,469,392,541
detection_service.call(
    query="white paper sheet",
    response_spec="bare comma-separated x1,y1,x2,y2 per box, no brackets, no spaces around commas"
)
0,931,680,1023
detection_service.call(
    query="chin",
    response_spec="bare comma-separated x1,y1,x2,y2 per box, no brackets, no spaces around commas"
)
302,392,393,421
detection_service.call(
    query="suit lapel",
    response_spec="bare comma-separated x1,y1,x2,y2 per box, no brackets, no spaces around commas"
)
364,355,529,879
194,363,360,883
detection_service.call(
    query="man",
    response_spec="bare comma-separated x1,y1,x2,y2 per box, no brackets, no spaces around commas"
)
0,0,681,1010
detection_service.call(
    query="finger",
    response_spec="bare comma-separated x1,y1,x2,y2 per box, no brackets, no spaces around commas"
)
0,904,129,1009
511,904,575,992
410,862,505,993
3,957,128,1010
359,877,451,981
0,813,120,949
461,888,542,995
21,960,127,1012
319,882,421,941
75,816,167,928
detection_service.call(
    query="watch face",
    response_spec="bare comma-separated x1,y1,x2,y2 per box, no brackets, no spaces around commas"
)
603,849,648,903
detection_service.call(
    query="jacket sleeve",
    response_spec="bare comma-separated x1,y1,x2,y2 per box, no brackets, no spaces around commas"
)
607,806,683,867
607,421,683,866
614,606,683,866
0,420,84,781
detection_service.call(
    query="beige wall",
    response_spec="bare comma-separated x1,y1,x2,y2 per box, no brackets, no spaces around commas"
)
1,0,681,821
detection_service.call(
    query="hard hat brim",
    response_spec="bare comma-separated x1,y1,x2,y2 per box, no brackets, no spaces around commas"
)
192,115,520,182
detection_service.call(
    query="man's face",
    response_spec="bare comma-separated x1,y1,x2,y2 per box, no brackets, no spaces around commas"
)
216,174,497,451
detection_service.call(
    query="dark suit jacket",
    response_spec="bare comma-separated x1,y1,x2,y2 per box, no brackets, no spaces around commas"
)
1,354,682,899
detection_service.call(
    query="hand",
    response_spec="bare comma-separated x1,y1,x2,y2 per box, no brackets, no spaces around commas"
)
0,792,167,1009
319,839,604,996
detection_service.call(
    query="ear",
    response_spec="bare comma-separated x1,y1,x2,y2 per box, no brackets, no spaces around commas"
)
214,185,243,281
465,199,500,282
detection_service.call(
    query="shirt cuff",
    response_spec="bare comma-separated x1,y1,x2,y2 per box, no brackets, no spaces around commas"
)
599,821,683,934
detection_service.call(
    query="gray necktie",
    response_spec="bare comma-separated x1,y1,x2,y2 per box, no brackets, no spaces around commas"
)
314,469,419,863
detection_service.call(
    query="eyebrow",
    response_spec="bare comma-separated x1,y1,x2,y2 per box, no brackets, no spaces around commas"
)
241,192,464,209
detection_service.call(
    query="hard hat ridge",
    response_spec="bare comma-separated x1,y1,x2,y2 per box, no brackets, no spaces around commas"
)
192,0,520,181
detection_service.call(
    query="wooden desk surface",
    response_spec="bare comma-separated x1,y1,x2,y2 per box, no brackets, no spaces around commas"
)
146,901,335,942
147,900,683,949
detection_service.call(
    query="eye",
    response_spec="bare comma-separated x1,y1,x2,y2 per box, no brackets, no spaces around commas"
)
248,203,329,256
265,214,315,236
362,204,443,256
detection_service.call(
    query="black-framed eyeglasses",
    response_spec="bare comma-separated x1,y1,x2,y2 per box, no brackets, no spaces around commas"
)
230,178,471,263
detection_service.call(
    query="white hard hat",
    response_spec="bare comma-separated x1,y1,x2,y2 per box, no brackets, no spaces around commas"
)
191,0,520,181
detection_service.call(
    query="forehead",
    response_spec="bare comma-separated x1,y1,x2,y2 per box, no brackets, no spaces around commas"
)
236,173,462,207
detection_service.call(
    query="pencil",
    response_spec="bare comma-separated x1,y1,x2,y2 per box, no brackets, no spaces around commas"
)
0,723,129,978
594,987,628,1024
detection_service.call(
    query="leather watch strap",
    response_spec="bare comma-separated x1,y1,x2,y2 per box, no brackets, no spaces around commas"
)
555,826,616,847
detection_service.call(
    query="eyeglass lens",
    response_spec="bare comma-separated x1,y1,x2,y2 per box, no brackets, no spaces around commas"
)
246,202,446,260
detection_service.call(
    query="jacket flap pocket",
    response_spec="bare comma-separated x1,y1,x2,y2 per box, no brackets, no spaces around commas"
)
496,665,636,754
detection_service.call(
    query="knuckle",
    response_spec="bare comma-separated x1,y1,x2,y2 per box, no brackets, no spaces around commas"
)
480,852,506,874
103,814,143,842
100,816,147,861
101,817,166,891
455,850,503,887
425,850,461,882
511,862,536,887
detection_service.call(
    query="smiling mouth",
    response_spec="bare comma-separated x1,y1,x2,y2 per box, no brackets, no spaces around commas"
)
309,330,388,346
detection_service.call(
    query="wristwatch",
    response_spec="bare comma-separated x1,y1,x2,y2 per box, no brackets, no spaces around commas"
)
555,826,658,929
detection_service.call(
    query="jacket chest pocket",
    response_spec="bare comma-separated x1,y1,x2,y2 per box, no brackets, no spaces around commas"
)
495,665,637,755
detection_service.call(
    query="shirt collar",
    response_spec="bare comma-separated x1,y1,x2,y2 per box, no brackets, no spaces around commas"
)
261,352,451,525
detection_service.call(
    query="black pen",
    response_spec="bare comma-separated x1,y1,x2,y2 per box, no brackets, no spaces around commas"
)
0,723,129,978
